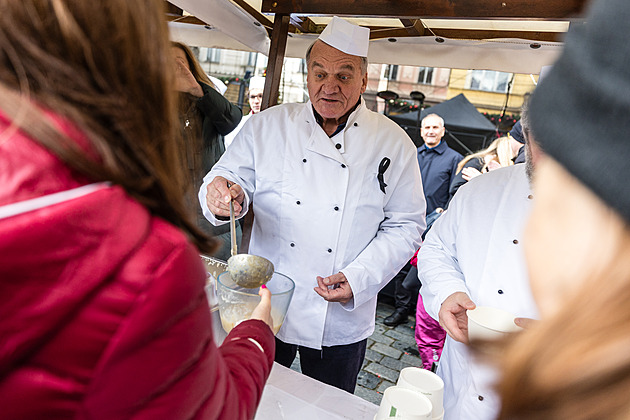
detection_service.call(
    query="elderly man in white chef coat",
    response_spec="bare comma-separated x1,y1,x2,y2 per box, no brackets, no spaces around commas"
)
418,103,541,419
199,16,425,393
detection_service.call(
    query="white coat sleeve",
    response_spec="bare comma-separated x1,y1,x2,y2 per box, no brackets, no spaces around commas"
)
418,190,471,321
198,122,255,226
340,141,426,310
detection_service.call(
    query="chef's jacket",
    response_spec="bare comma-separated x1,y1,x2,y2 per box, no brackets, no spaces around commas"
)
199,99,426,349
419,164,539,420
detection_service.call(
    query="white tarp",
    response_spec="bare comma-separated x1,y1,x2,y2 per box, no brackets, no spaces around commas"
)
169,0,565,74
169,0,270,53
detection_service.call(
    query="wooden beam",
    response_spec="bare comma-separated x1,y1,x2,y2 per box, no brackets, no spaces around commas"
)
165,14,207,25
399,19,426,36
262,14,290,110
165,1,183,17
164,2,207,26
231,0,274,29
262,0,588,19
369,27,565,42
290,15,322,34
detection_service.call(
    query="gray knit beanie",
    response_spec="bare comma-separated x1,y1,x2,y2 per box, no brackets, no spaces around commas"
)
530,0,630,223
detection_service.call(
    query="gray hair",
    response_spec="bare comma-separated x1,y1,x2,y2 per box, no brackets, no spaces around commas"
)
520,97,531,137
421,113,445,127
305,40,368,74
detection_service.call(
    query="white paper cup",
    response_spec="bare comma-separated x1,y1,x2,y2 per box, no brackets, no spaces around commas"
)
467,306,522,341
432,411,444,420
396,367,444,419
376,386,433,420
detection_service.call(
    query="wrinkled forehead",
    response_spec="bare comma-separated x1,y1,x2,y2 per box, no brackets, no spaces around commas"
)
308,41,363,72
422,116,444,128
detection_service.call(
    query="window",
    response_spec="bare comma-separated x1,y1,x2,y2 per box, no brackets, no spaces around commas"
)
385,64,399,80
417,67,434,84
207,48,221,63
247,52,257,67
197,47,208,62
466,70,511,93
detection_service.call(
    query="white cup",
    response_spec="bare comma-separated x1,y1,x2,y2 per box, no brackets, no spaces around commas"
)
432,411,444,420
376,386,432,420
467,306,522,341
396,367,444,419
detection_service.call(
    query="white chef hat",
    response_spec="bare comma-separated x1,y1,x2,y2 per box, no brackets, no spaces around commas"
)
248,76,265,91
318,16,370,57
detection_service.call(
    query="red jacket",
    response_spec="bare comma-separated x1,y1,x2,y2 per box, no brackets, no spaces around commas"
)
0,112,275,419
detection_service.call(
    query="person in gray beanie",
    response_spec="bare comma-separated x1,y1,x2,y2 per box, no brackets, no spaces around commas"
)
495,0,630,418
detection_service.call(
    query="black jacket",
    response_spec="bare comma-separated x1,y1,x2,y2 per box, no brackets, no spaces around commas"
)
181,82,242,236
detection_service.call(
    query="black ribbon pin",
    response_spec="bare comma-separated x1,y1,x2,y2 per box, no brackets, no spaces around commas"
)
377,157,391,194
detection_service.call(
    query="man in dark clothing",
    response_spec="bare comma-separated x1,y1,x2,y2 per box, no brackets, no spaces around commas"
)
510,120,526,164
384,113,462,327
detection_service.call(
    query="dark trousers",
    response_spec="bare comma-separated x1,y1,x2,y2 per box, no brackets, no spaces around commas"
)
274,337,367,393
393,262,420,312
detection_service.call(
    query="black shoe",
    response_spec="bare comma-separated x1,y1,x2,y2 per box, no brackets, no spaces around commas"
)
383,309,409,326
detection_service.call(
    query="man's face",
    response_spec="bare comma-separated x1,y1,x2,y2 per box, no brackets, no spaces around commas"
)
307,40,367,121
248,88,263,114
420,116,445,148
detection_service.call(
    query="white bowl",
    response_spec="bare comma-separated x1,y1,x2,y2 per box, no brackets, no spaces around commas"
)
467,306,522,341
376,386,432,420
396,367,444,419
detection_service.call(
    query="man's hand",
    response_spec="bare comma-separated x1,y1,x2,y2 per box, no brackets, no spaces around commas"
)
205,176,245,217
314,273,353,304
174,57,203,97
438,292,476,344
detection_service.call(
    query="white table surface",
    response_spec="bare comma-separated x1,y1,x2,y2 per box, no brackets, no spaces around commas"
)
204,263,378,420
255,363,379,420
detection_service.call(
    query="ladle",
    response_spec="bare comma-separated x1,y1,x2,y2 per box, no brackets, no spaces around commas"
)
227,197,274,289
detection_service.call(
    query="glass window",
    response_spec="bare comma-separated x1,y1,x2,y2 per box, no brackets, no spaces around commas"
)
385,64,399,80
247,52,257,67
207,48,221,63
417,67,434,84
467,70,511,93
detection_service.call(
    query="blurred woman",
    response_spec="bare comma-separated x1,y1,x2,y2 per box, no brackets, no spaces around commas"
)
449,136,520,198
0,1,273,419
497,0,630,417
172,41,242,261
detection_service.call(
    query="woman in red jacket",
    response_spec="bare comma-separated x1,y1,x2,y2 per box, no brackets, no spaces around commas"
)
0,1,275,419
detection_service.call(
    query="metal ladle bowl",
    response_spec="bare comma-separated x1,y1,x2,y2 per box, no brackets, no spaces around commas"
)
227,197,274,289
227,254,274,289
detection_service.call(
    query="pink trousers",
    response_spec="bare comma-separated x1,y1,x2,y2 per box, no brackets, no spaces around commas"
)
414,291,446,370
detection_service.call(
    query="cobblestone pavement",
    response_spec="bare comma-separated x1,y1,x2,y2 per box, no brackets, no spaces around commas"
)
289,300,422,407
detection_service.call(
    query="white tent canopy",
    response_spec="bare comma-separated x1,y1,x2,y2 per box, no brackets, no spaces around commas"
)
167,0,586,74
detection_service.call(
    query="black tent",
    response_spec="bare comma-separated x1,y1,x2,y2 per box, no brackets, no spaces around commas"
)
388,93,497,156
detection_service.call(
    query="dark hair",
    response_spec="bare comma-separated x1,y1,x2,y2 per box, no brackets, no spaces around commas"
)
0,0,216,254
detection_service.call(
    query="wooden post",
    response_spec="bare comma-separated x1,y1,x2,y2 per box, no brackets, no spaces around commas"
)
262,14,290,110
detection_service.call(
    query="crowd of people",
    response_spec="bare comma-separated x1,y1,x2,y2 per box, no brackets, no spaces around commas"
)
2,0,630,419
